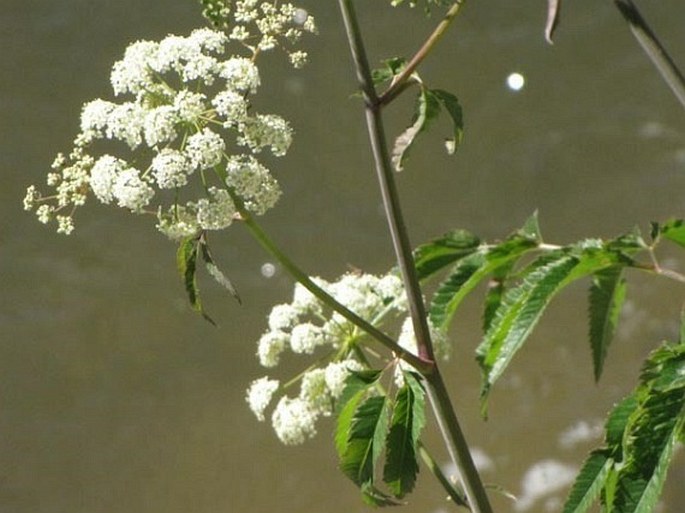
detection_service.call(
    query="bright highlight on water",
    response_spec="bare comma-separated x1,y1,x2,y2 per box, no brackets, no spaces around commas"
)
506,72,525,91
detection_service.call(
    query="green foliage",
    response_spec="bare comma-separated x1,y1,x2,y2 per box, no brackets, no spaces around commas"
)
412,229,480,280
372,58,408,86
335,370,426,505
177,234,240,324
588,267,627,381
177,236,216,325
429,218,542,332
652,219,685,248
476,239,634,407
562,340,685,513
391,85,464,171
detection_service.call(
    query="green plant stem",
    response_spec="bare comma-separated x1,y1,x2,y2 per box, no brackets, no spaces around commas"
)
614,0,685,109
235,204,433,374
379,0,465,106
418,441,469,508
337,1,493,512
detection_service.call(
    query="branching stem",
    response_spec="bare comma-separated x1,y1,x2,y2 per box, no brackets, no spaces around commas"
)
235,202,433,374
379,0,465,106
337,1,493,512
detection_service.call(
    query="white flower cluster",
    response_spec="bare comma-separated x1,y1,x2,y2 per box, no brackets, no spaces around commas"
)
246,272,413,445
26,9,314,237
201,1,317,68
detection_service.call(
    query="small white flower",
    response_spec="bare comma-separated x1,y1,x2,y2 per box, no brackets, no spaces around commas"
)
23,186,39,211
257,330,289,367
271,396,318,445
151,149,193,189
173,90,208,124
36,204,54,224
80,99,116,141
110,40,159,96
143,106,179,147
112,167,154,212
185,128,225,170
237,114,292,157
268,303,298,331
212,90,249,124
290,323,324,354
56,215,75,235
156,205,200,240
246,377,280,421
89,154,126,204
324,360,364,398
299,369,332,416
224,155,281,215
220,57,260,93
195,187,236,230
105,102,145,149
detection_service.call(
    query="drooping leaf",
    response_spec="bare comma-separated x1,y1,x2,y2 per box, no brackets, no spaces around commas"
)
391,87,441,171
335,370,382,456
383,372,426,498
431,89,464,154
413,230,481,281
177,237,215,325
477,243,625,406
198,235,241,304
658,219,685,248
340,395,391,487
429,234,540,332
588,267,627,381
562,449,614,513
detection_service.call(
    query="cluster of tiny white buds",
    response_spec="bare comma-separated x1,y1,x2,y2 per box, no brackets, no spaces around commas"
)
249,271,409,444
26,13,313,236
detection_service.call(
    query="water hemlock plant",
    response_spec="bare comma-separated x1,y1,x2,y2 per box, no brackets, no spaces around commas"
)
24,1,685,512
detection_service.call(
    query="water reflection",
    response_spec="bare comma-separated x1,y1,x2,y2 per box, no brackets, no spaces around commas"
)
3,1,685,513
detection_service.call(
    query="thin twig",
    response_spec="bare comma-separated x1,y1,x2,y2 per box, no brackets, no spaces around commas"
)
614,0,685,110
379,0,465,106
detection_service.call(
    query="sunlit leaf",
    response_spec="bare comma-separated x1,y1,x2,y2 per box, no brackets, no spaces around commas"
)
413,230,481,281
589,267,627,381
432,89,464,154
340,395,390,486
361,482,399,507
429,234,539,332
199,235,241,304
477,244,626,407
658,219,685,248
562,449,613,513
383,372,425,498
177,237,215,325
391,87,441,171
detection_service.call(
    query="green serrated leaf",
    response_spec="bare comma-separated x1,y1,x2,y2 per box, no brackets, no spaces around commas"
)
562,450,613,513
429,235,539,332
605,394,639,450
177,237,215,325
431,89,464,154
383,372,425,498
589,267,627,381
413,230,481,281
360,482,400,507
659,219,685,248
199,236,241,304
341,395,391,486
391,87,441,171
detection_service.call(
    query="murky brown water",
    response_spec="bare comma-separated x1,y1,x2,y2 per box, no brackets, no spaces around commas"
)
2,1,685,512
